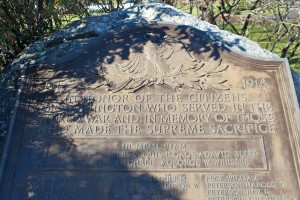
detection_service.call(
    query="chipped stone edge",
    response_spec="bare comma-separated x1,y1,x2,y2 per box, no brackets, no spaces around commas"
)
0,64,27,187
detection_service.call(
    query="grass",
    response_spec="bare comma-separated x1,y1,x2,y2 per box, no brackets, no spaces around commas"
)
176,2,299,73
176,5,199,16
219,23,300,73
59,14,81,27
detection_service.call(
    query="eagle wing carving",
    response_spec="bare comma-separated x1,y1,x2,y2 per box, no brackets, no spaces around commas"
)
87,35,229,92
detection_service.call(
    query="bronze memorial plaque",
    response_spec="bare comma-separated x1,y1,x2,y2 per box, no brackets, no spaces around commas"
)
1,24,300,199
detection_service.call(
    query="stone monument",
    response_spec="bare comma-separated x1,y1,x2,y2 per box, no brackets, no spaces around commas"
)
0,3,299,200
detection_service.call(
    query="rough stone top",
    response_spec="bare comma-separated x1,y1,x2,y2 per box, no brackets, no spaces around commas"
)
15,2,279,68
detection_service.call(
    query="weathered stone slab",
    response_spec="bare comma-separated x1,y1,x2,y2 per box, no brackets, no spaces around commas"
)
1,24,300,199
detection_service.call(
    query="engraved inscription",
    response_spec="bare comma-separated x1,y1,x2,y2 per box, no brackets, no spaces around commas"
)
42,137,267,171
36,92,277,137
204,175,296,200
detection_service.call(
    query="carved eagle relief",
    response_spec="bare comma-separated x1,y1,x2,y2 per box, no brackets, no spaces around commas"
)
85,34,229,92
